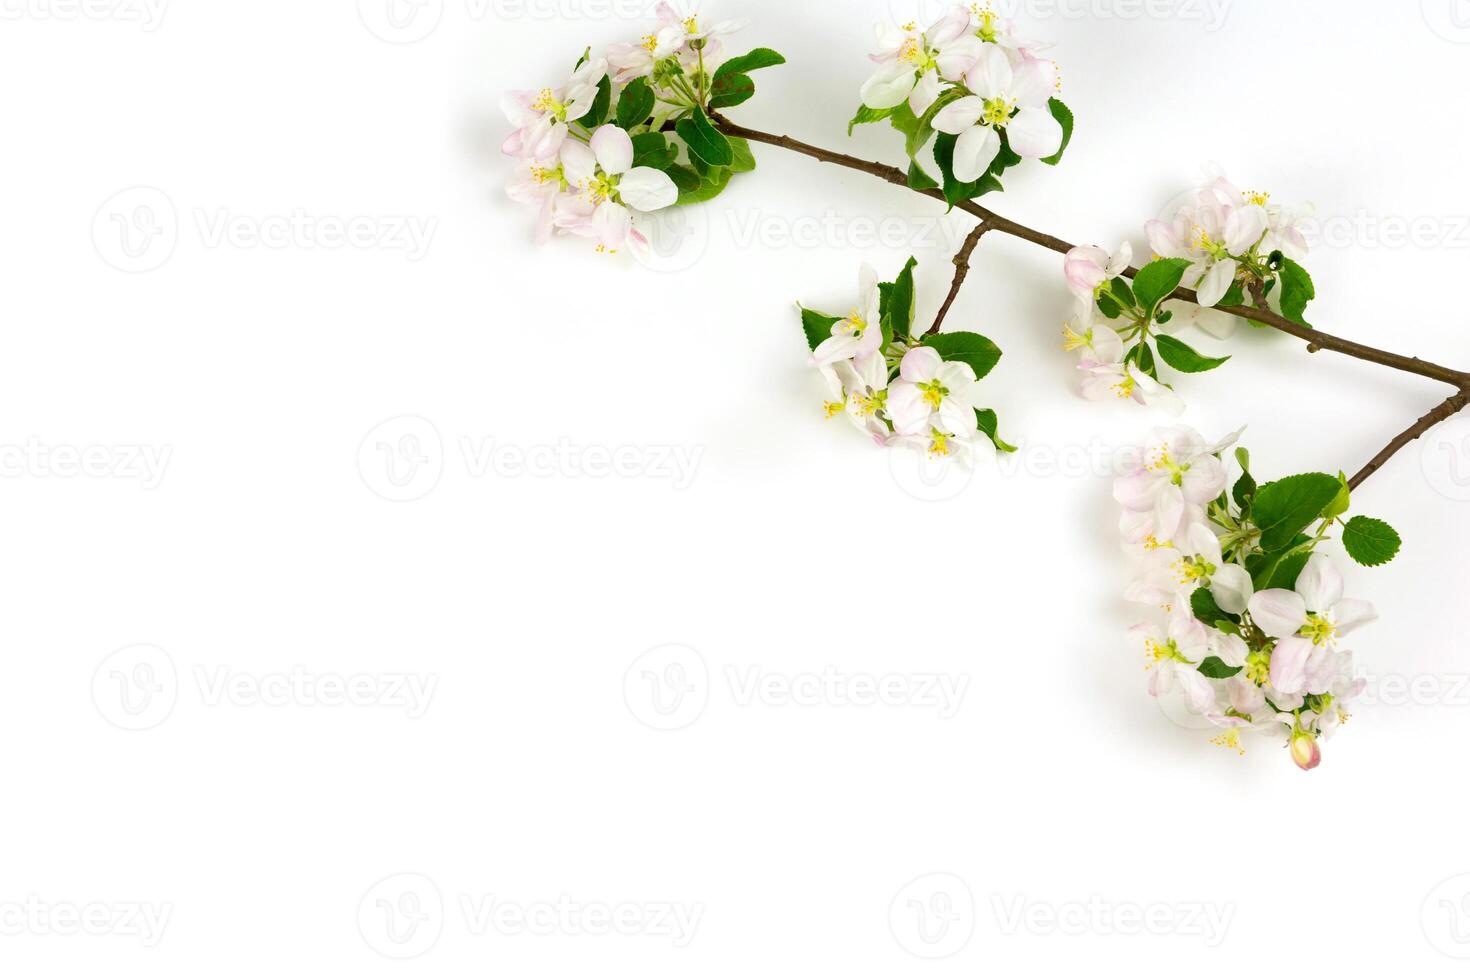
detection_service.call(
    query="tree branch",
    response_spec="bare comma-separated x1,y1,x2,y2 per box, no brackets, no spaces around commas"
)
711,112,1470,489
927,221,990,337
712,113,1470,391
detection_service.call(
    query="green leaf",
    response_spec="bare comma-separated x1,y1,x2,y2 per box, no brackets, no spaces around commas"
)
676,166,732,205
882,257,919,341
933,132,1004,206
727,135,756,174
1040,98,1074,165
1128,341,1158,379
1219,281,1246,307
1342,516,1402,567
1198,657,1243,680
906,87,966,159
714,47,786,79
676,107,733,168
849,104,894,136
631,132,677,170
1279,258,1315,326
1251,473,1342,553
1190,587,1235,626
976,409,1018,454
1233,471,1257,512
708,72,756,110
907,159,939,191
799,307,841,353
1155,335,1231,374
925,331,1003,380
1132,258,1192,312
664,163,701,194
1322,473,1351,521
1247,540,1313,591
1109,277,1137,310
1097,293,1122,320
616,77,656,130
575,74,612,129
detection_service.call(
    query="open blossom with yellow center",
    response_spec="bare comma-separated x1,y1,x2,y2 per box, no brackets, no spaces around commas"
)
1247,554,1377,697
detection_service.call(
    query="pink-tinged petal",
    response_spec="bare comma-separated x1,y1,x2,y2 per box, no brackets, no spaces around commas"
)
950,125,1001,182
1195,260,1236,309
927,5,971,45
1113,470,1163,511
1226,204,1269,253
1146,219,1184,259
861,61,917,110
900,346,944,382
591,201,632,250
1181,454,1226,504
1249,590,1308,639
1227,675,1266,714
1213,632,1250,670
810,334,861,367
1177,668,1217,714
1302,647,1343,697
886,383,933,436
1331,598,1378,637
1010,58,1056,108
500,91,537,127
1148,664,1176,698
1294,554,1344,613
559,140,596,187
935,35,983,81
1289,731,1321,771
1269,636,1314,695
1152,485,1187,542
909,68,941,118
619,167,679,212
932,96,985,135
590,125,634,175
502,129,527,157
964,44,1012,99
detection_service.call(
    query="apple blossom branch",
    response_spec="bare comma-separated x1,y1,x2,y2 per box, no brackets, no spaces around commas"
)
709,112,1470,486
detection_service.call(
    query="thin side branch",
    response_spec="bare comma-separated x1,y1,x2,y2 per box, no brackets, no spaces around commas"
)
1347,390,1470,490
712,113,1470,391
927,222,990,337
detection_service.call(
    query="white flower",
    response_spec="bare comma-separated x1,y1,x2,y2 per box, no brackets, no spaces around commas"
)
1061,306,1124,364
930,45,1061,181
1145,173,1269,308
557,126,679,254
862,8,982,116
886,346,983,437
1078,361,1185,416
890,421,994,468
1247,554,1378,696
502,58,608,160
811,264,885,367
820,351,890,445
1125,522,1254,615
1114,425,1234,545
1132,609,1216,713
1064,241,1133,301
606,2,747,84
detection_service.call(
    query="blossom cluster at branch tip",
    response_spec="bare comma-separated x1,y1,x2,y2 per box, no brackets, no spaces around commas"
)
501,2,772,257
1062,168,1315,411
1116,426,1382,770
857,4,1068,189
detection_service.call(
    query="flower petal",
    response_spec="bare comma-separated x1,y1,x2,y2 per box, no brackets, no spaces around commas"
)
590,125,634,176
950,125,1001,182
931,96,985,135
1295,554,1344,613
1249,589,1308,639
619,166,679,211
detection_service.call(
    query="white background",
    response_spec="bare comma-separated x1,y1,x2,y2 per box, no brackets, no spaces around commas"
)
3,0,1470,974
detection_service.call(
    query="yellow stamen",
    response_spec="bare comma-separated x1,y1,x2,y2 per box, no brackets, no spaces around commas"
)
1211,729,1246,757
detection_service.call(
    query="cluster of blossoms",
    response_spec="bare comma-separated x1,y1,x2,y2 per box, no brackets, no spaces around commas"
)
852,4,1071,198
802,260,1009,467
1116,425,1399,770
502,2,781,256
1059,172,1314,413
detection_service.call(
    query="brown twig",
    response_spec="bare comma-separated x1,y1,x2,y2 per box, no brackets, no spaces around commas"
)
926,221,990,337
1348,390,1470,490
711,112,1470,487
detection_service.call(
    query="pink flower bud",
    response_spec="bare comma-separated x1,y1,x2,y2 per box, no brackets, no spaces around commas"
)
1290,731,1321,772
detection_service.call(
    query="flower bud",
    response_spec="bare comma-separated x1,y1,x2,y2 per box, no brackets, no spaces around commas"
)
1289,731,1321,772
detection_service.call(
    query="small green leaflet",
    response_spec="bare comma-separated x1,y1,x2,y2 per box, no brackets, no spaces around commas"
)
575,74,612,129
727,135,757,174
799,307,841,353
708,48,786,109
1190,587,1235,626
883,257,918,341
849,104,894,136
1040,99,1073,166
676,166,732,205
925,332,1003,379
1131,258,1191,312
1155,335,1231,374
905,87,965,159
1198,657,1243,680
1342,516,1402,567
1279,258,1315,325
713,47,786,78
1251,473,1342,553
631,132,677,170
615,77,655,130
976,409,1018,454
676,107,733,168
